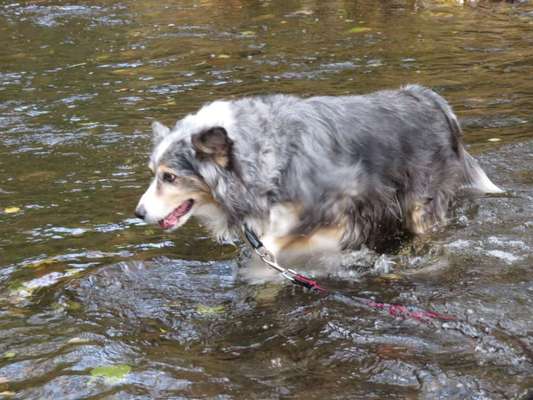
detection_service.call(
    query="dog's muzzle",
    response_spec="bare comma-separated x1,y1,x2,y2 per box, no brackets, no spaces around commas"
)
134,205,147,220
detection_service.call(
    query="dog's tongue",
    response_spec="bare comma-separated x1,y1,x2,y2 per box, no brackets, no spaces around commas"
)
159,200,193,229
159,213,179,229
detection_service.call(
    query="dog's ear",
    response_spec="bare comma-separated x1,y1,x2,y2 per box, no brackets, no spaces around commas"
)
191,127,234,169
152,121,170,146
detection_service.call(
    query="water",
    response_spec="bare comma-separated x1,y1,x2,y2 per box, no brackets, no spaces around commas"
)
1,0,532,398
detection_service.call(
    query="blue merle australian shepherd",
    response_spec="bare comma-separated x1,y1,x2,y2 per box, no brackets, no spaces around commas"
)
135,85,502,268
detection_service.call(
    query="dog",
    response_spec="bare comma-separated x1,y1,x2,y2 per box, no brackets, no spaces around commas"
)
135,85,502,264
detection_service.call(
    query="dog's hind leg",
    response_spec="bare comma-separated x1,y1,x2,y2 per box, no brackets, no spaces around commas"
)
406,196,448,235
407,199,433,235
271,227,344,264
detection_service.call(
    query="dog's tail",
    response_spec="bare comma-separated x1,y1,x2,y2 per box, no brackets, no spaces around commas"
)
462,151,504,193
446,110,504,193
405,85,503,194
442,107,504,194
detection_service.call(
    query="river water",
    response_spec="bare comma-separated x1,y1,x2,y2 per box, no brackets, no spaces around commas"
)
1,0,532,399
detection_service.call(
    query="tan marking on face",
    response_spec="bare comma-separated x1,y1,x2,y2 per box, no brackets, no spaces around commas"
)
137,162,219,225
156,165,211,192
156,165,174,179
215,155,230,168
157,165,174,174
151,164,214,207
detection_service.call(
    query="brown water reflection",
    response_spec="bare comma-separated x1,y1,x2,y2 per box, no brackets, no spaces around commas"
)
0,0,532,398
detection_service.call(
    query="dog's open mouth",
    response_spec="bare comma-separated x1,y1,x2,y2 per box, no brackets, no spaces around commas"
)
159,199,194,229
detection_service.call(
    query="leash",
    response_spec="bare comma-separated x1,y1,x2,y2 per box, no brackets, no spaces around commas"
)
242,224,454,322
243,224,326,292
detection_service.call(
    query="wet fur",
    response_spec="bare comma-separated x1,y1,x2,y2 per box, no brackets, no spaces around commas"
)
137,85,502,258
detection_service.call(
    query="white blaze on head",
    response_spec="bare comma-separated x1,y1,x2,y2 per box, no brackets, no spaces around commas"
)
151,100,235,167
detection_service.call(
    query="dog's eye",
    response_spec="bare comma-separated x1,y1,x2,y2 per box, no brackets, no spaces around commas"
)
162,172,177,183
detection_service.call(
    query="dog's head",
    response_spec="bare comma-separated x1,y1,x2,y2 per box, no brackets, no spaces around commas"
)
135,112,235,231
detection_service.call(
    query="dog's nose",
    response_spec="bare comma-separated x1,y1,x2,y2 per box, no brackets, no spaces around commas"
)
135,206,146,220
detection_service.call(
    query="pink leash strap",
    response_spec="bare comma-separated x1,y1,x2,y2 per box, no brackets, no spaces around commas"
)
242,224,454,322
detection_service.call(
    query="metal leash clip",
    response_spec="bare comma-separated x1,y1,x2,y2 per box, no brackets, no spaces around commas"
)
242,224,326,293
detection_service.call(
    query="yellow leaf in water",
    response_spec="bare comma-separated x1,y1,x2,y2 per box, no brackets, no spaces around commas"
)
347,27,372,34
488,138,501,142
196,304,225,315
90,364,131,380
67,301,82,311
0,391,15,397
217,54,231,59
381,273,402,281
3,352,16,359
4,207,20,214
94,54,111,61
29,258,56,269
65,268,82,276
240,31,256,36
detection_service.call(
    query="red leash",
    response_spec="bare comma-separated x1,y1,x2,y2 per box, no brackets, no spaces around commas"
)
364,299,455,322
243,225,454,322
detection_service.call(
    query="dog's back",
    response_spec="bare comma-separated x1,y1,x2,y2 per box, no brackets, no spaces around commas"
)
226,85,502,251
